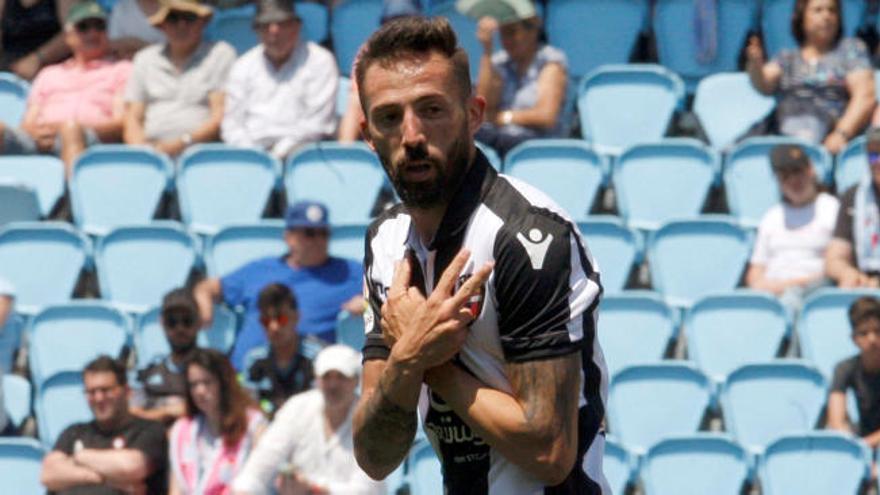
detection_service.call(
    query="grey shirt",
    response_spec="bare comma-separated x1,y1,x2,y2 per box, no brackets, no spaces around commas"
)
125,40,236,141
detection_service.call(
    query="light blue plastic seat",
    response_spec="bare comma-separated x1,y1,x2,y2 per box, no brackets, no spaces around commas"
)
70,145,173,235
335,311,365,351
135,305,237,369
329,224,368,262
604,437,634,495
648,217,752,307
36,372,91,447
686,291,789,383
836,135,867,194
296,1,330,43
337,76,351,119
0,314,23,373
0,180,40,225
95,223,199,312
760,432,870,495
503,140,605,222
693,73,776,150
207,5,258,54
578,64,685,155
28,302,130,389
330,0,383,75
0,155,65,217
642,434,750,495
0,72,29,126
598,292,677,376
285,142,385,225
204,221,286,277
177,144,281,234
0,438,46,495
578,217,642,293
0,222,91,313
614,139,719,230
762,0,864,58
608,362,713,454
408,439,443,495
720,361,826,453
3,374,32,430
724,137,832,227
476,141,502,170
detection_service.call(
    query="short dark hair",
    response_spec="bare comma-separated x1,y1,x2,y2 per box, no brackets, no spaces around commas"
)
849,296,880,330
792,0,842,46
257,283,297,312
83,355,127,387
355,16,472,112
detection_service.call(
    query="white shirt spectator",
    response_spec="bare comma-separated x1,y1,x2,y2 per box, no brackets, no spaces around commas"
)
108,0,165,45
222,40,339,159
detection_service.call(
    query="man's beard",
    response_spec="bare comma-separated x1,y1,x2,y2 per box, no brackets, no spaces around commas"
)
170,339,197,355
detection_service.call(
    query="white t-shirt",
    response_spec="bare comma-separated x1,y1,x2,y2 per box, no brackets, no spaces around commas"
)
750,192,840,280
108,0,165,45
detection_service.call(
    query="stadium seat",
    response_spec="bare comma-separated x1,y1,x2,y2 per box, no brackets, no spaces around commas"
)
330,0,383,75
36,371,91,447
135,305,237,369
207,5,258,55
0,314,22,373
761,0,864,58
724,137,832,227
0,222,91,313
285,142,386,225
603,437,634,495
476,141,502,170
70,145,173,236
204,221,286,277
29,302,130,389
0,72,29,126
176,144,281,234
685,291,789,383
836,135,867,194
578,64,685,155
408,439,442,495
693,72,775,150
296,1,330,44
653,0,758,89
607,362,713,454
613,139,719,230
337,76,351,119
0,438,45,495
720,361,826,453
647,217,752,307
95,223,199,312
798,288,877,380
330,223,368,262
759,432,870,495
577,217,642,293
0,180,40,225
598,292,677,376
503,140,605,222
642,434,751,495
3,374,31,430
335,311,365,351
0,155,65,217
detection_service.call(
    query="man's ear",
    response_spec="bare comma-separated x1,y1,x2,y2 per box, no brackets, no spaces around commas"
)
468,95,487,135
360,117,376,152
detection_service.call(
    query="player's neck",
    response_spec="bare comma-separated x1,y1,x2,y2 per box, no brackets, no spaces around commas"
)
408,203,448,246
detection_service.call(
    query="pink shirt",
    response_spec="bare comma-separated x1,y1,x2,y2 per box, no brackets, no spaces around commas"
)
29,58,132,127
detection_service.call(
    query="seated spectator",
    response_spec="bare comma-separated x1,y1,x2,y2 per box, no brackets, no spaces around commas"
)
746,144,838,309
827,296,880,447
232,345,384,495
40,356,168,494
472,0,569,157
132,287,202,425
826,128,880,287
745,0,874,153
0,277,13,437
245,283,314,417
123,0,235,158
195,201,363,370
170,349,266,495
222,0,338,158
0,0,131,177
107,0,165,59
0,0,75,80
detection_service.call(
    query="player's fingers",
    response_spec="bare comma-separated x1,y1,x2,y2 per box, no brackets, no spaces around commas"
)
434,249,471,297
449,261,494,308
388,258,412,297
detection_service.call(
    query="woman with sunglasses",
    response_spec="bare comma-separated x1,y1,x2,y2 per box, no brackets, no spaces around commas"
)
169,349,266,495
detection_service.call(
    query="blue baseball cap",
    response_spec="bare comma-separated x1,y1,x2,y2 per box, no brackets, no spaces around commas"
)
285,201,329,230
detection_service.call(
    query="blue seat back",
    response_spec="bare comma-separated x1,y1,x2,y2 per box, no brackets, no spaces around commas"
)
330,0,383,75
0,155,65,217
207,5,258,54
409,440,443,495
643,434,750,495
0,181,40,226
135,305,237,369
0,438,45,495
297,1,330,43
336,311,365,352
3,374,32,429
836,135,867,193
36,372,91,447
762,0,864,58
330,224,368,262
0,72,29,126
578,217,641,294
204,221,286,277
603,438,633,495
598,293,676,376
337,76,351,119
760,432,870,495
799,288,875,380
693,73,776,149
0,314,22,373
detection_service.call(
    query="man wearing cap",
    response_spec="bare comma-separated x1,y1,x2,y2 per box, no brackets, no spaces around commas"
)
232,344,383,495
221,0,339,159
0,0,131,176
123,0,235,158
195,200,363,370
827,128,880,287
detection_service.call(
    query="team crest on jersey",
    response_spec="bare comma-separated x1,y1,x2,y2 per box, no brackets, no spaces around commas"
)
456,273,486,319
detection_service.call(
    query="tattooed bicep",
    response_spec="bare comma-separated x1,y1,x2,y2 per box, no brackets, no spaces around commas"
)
506,353,581,429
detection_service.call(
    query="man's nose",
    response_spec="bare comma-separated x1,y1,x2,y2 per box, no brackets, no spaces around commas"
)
401,108,426,147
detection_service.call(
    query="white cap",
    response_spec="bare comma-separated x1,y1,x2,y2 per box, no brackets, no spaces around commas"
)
314,345,362,378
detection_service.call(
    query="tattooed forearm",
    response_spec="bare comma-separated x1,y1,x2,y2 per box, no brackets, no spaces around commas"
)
354,373,418,478
507,353,580,446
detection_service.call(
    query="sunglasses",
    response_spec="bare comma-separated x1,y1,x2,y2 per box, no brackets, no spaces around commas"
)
164,314,195,328
261,314,290,327
166,11,199,25
75,19,107,33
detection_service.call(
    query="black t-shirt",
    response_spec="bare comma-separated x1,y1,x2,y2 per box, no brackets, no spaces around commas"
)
831,355,880,436
136,357,187,408
247,350,313,416
52,417,168,495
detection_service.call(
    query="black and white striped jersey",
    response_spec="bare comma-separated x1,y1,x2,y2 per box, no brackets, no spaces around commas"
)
362,151,610,494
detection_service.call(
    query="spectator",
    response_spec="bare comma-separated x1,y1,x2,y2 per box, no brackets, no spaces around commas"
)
0,277,13,437
232,345,384,495
0,0,131,177
471,0,569,157
0,0,75,80
169,349,266,495
194,200,363,370
827,296,880,447
40,356,168,494
745,0,875,153
746,144,838,309
131,287,202,425
826,128,880,287
107,0,165,59
245,283,314,417
222,0,339,159
123,0,235,158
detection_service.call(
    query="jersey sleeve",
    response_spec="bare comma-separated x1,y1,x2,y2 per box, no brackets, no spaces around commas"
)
361,232,390,361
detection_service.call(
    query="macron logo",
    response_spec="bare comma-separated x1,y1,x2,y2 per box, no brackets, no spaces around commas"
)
516,228,553,270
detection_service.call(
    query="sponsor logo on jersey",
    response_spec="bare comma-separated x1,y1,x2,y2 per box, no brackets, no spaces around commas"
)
516,228,553,269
